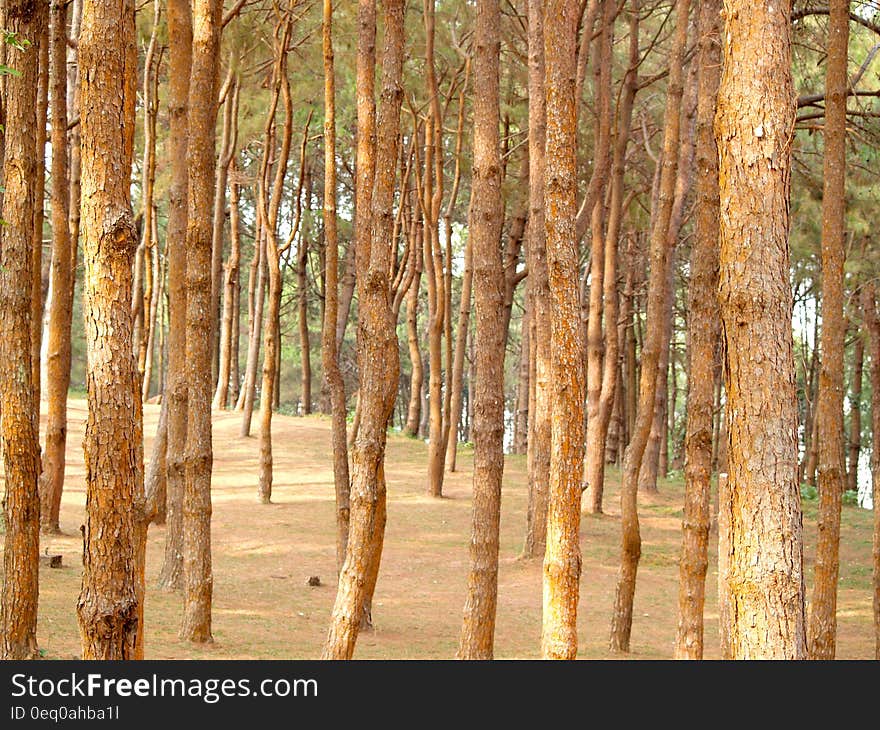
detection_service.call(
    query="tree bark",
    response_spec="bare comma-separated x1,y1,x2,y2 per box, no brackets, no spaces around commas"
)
298,166,313,415
862,287,880,660
808,0,850,661
180,0,223,643
322,0,351,571
0,0,43,660
716,0,806,659
847,328,863,494
323,0,403,659
674,0,720,660
541,0,585,660
76,0,142,658
403,221,423,437
458,0,504,660
156,0,191,593
445,223,472,471
522,0,551,560
31,6,48,415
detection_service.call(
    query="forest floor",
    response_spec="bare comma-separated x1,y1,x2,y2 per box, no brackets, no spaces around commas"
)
10,397,877,659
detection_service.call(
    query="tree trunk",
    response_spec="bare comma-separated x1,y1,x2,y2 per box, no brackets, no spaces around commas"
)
522,0,551,560
180,0,223,643
716,0,806,659
0,0,43,660
298,167,313,415
404,237,424,437
674,0,720,660
31,7,48,415
862,287,880,660
322,0,351,571
512,298,530,455
610,0,690,654
445,225,472,471
76,0,142,658
541,0,585,660
458,0,504,660
40,0,74,535
156,0,191,594
323,0,403,659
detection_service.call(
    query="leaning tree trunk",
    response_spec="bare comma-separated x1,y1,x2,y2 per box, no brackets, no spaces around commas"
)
716,0,806,659
40,0,73,535
522,0,551,560
458,0,504,660
156,0,191,593
322,0,403,660
180,0,223,643
541,0,585,660
808,0,850,661
610,0,690,654
674,0,720,660
76,0,143,659
0,0,42,660
322,0,352,571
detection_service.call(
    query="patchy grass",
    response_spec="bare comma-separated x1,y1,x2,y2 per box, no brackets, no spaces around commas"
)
3,397,875,659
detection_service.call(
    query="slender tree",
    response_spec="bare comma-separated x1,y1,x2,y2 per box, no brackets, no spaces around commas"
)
716,0,806,659
76,0,142,659
180,0,224,643
458,0,504,660
808,0,850,661
0,0,43,660
863,286,880,660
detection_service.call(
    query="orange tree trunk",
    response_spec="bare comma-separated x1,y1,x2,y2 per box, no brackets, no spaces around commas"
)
322,0,403,660
716,0,806,659
674,0,720,660
457,0,504,660
808,0,850,661
157,0,191,593
180,0,223,643
76,0,143,659
522,0,550,560
609,0,689,654
40,0,73,535
0,0,43,660
321,0,352,570
541,0,585,660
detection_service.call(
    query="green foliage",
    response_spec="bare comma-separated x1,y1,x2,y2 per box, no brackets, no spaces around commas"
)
801,484,818,501
843,489,860,507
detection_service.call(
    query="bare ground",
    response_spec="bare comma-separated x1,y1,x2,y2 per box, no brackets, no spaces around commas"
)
8,398,876,659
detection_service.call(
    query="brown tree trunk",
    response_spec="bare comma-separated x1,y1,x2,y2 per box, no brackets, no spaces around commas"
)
541,0,585,660
458,0,504,660
445,224,472,471
512,299,530,455
522,0,551,560
323,0,403,659
156,0,191,593
31,7,48,415
76,0,142,658
610,0,690,654
862,287,880,660
236,228,267,433
847,328,863,494
403,233,424,437
322,0,351,570
808,0,850,661
298,166,313,415
674,0,720,660
180,0,223,643
0,0,43,660
716,0,806,659
40,0,74,534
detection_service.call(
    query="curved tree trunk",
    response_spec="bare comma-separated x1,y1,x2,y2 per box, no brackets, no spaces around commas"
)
403,236,424,437
716,0,806,659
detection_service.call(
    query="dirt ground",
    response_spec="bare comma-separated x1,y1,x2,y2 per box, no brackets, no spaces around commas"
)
11,398,877,659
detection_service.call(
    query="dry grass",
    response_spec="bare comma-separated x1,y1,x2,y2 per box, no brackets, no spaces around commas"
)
7,398,876,659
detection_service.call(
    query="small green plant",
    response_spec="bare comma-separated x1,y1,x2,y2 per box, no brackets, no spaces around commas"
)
801,483,818,501
842,489,859,507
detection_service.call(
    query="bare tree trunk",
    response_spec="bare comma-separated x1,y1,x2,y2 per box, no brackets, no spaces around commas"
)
0,0,43,660
674,0,720,660
458,0,504,659
403,234,424,437
76,0,143,658
157,0,190,593
512,299,530,455
610,0,690,654
323,0,403,659
322,0,351,570
31,7,48,415
180,0,223,644
847,328,864,494
541,0,585,660
862,287,880,660
522,0,551,560
716,0,806,659
446,227,472,470
298,167,313,415
237,234,267,433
